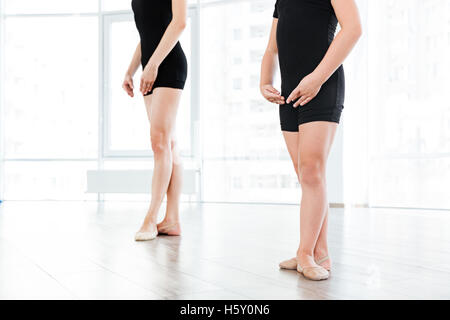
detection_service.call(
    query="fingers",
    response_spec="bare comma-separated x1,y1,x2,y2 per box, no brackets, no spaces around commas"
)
286,88,301,105
294,95,311,107
269,96,285,104
122,81,134,97
140,78,154,95
264,90,285,104
266,86,280,95
287,87,316,107
144,81,154,95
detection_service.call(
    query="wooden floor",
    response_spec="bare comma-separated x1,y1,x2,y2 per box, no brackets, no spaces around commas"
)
0,201,449,300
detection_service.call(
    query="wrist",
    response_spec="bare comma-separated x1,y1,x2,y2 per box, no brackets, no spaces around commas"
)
310,70,327,85
125,67,137,77
146,59,160,70
311,70,328,85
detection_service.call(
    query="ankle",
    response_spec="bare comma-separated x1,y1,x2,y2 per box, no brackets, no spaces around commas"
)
144,213,158,225
314,248,329,260
164,215,180,222
297,249,314,258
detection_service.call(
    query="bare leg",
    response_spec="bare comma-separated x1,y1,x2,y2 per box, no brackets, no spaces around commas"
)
296,122,337,270
281,131,331,270
316,209,330,270
137,88,182,235
157,139,183,236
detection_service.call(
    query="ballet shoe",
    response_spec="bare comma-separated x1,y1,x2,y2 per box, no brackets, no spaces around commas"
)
279,257,298,270
279,256,331,271
297,264,330,281
135,226,158,241
157,222,181,236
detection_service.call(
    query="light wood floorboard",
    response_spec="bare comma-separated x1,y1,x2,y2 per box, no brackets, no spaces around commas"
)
0,201,449,300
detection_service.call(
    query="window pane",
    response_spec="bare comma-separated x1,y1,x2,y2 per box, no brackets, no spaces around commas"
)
108,18,148,153
203,160,299,203
4,0,97,14
4,17,98,158
367,0,450,208
369,158,450,209
200,1,293,203
3,161,97,201
102,0,133,12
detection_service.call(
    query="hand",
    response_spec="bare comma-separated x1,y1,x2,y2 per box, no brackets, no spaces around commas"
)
286,73,323,108
260,84,285,105
122,74,134,97
140,63,158,95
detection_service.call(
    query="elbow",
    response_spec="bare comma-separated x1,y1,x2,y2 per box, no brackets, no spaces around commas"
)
343,24,362,42
352,24,363,40
173,19,187,31
266,46,278,55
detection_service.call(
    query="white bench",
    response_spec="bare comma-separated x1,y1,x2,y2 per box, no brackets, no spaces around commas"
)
86,169,199,195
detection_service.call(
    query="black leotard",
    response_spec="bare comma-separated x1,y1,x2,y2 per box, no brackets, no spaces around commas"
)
273,0,345,131
132,0,187,95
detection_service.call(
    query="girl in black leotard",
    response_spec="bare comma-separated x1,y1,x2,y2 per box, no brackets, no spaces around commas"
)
260,0,361,280
123,0,187,241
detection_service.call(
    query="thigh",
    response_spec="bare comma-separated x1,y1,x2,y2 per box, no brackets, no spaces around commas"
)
144,95,153,122
282,131,299,173
298,122,338,165
149,88,182,134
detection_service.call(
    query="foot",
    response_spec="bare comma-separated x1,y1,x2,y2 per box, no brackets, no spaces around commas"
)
157,220,181,236
135,222,158,241
315,254,331,271
296,253,329,281
314,246,331,271
279,254,331,271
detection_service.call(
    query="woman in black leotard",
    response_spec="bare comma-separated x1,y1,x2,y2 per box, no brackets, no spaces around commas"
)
260,0,361,280
123,0,187,241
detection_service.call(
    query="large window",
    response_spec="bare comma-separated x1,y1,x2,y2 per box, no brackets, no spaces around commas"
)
2,13,99,200
344,0,450,209
4,16,98,159
199,0,299,203
366,0,450,209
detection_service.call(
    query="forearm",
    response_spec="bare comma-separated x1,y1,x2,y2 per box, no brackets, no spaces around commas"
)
126,42,142,76
312,28,361,84
147,21,186,69
260,50,278,86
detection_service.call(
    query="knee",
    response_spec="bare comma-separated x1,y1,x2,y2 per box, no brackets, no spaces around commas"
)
299,161,325,187
151,130,171,155
170,139,183,166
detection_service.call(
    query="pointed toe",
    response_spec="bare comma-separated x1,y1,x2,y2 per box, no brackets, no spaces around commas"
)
279,257,298,270
134,230,158,241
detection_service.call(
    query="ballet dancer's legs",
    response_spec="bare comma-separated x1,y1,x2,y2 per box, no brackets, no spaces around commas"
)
281,122,337,271
137,88,182,236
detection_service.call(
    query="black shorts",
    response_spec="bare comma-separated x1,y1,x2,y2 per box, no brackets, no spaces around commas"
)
279,103,344,132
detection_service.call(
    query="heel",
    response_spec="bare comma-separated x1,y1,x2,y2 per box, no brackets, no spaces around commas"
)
157,222,181,236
